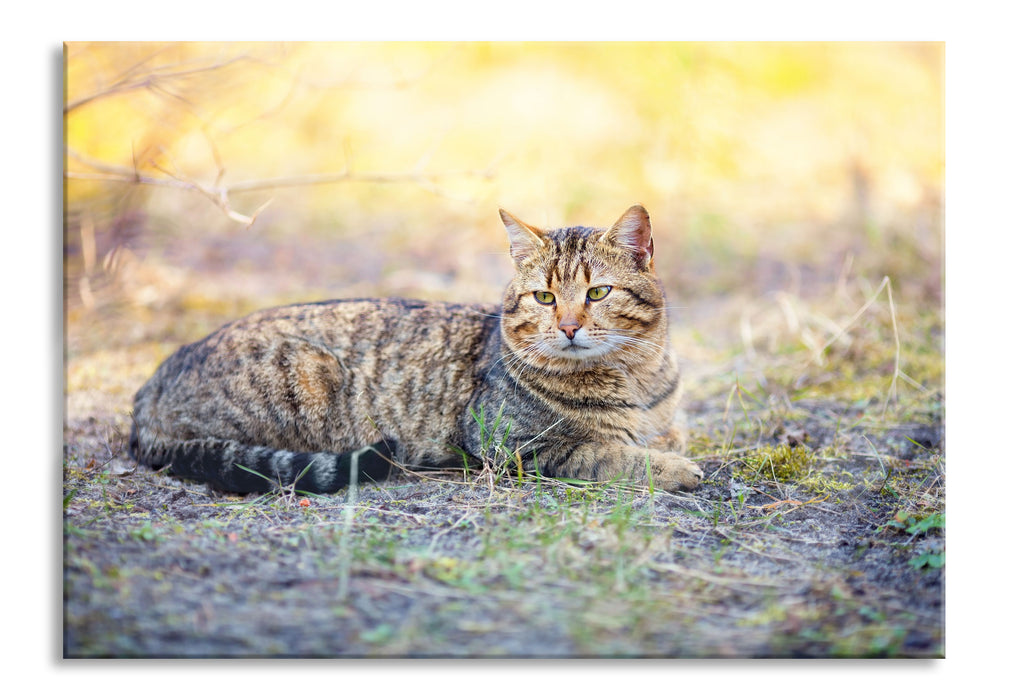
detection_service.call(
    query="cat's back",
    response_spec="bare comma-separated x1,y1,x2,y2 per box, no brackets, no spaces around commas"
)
133,298,501,463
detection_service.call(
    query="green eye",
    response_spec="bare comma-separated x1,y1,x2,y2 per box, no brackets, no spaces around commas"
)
587,285,612,301
534,291,555,305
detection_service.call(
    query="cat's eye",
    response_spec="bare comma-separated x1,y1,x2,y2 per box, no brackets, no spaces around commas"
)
587,285,612,301
534,291,555,305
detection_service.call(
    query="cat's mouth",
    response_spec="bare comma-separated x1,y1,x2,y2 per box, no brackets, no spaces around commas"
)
553,338,607,359
528,332,613,362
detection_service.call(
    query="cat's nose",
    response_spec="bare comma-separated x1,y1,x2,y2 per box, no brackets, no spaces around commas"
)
558,321,580,340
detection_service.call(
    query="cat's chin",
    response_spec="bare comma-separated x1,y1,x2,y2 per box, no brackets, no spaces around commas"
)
540,342,615,363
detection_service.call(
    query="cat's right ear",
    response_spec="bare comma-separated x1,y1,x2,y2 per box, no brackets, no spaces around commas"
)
603,204,655,270
500,209,546,265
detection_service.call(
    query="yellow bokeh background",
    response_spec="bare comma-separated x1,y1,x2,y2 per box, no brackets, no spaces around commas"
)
64,41,943,319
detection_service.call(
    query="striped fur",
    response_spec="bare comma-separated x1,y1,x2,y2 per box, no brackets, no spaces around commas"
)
129,206,702,493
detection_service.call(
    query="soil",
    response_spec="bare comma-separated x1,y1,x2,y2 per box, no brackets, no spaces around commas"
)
63,405,944,658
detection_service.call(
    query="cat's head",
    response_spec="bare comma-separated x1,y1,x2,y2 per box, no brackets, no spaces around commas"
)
499,205,668,368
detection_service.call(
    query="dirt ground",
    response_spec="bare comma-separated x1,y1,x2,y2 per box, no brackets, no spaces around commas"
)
62,225,944,658
63,404,943,658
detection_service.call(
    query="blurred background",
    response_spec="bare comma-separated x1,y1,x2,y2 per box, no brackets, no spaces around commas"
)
63,41,943,414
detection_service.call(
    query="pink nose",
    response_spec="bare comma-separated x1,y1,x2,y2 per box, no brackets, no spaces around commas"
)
559,322,580,340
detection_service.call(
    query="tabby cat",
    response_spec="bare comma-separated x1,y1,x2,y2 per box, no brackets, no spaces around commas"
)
129,205,703,493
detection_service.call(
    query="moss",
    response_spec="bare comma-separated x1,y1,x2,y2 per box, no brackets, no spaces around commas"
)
800,471,855,496
739,444,814,482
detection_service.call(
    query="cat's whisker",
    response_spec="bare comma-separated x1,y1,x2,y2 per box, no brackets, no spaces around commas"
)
606,332,666,362
623,337,666,355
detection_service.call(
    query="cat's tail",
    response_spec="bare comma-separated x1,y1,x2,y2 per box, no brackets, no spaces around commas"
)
128,425,395,494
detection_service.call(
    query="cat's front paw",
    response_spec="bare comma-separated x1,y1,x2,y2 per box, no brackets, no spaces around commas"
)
649,453,703,492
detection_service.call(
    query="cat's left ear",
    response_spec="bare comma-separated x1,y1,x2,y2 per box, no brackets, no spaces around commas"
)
603,204,655,270
500,209,547,265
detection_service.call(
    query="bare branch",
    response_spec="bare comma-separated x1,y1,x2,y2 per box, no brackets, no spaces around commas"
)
64,55,249,113
65,147,497,226
224,167,496,193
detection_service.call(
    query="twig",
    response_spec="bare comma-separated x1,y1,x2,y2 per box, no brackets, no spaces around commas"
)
648,560,789,592
65,147,496,226
64,54,249,114
745,494,829,515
